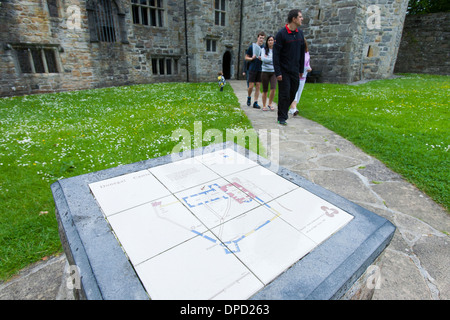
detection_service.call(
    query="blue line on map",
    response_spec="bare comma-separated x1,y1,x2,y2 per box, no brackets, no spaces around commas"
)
203,234,217,243
191,230,217,244
222,240,242,254
256,196,270,208
255,220,270,231
190,215,274,255
185,182,278,255
191,230,243,254
191,217,271,255
182,183,227,208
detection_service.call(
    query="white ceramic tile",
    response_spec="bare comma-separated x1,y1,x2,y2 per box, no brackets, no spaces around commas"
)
89,170,171,216
135,231,264,300
149,157,220,193
90,150,354,299
224,165,299,205
211,206,317,285
107,195,207,265
175,178,261,229
268,188,354,244
193,148,258,176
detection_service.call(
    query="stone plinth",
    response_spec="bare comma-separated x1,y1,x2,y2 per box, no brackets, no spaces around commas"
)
51,142,395,300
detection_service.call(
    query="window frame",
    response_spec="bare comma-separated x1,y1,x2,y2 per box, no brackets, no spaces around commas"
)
206,39,217,53
214,0,226,26
11,44,61,75
87,0,129,43
151,56,179,76
46,0,60,18
131,0,166,28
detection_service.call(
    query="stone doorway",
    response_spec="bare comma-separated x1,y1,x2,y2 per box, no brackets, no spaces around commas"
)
222,51,231,79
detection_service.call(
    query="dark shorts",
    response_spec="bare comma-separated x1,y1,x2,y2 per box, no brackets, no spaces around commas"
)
261,72,277,92
248,70,262,83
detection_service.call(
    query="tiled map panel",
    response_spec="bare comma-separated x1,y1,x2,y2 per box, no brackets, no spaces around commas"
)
89,148,353,299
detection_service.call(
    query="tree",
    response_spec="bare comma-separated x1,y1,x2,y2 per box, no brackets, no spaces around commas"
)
407,0,450,15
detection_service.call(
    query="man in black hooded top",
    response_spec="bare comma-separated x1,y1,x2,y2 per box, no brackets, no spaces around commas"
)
273,9,305,125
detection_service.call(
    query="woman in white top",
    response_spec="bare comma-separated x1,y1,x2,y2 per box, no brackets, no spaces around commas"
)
261,36,277,111
290,39,312,116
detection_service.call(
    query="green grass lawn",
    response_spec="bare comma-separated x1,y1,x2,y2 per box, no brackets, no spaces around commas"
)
0,82,254,281
295,74,449,211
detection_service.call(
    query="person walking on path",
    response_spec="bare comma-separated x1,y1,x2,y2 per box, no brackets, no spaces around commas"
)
243,54,250,88
289,38,312,116
273,9,305,125
261,35,277,111
217,71,226,92
245,31,266,109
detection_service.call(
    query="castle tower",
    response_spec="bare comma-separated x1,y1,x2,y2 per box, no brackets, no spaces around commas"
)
240,0,409,83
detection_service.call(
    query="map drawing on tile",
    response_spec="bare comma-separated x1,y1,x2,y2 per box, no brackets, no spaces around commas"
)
89,148,354,299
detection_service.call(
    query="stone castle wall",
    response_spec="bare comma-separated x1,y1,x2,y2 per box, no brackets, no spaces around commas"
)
1,0,410,97
184,0,242,82
394,12,450,75
0,0,188,96
240,0,408,83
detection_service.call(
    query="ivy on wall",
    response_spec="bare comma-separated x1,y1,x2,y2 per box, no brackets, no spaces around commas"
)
407,0,450,15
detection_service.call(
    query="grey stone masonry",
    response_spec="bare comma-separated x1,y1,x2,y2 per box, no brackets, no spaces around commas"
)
394,12,450,75
0,0,188,96
1,0,409,96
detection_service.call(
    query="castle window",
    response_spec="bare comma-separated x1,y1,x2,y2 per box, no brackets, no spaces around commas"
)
367,45,374,58
13,46,60,74
206,39,217,52
47,0,59,17
132,0,165,27
151,56,179,76
93,0,118,42
87,0,128,43
214,0,226,26
16,49,32,74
